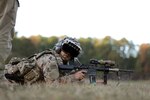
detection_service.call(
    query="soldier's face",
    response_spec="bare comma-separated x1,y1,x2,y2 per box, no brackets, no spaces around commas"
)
60,50,72,61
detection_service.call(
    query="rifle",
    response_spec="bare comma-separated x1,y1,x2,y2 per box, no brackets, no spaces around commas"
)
59,59,134,85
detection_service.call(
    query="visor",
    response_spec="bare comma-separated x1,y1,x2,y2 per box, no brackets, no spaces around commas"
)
61,43,80,57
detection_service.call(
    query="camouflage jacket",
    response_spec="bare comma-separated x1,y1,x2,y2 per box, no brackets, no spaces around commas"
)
4,49,78,85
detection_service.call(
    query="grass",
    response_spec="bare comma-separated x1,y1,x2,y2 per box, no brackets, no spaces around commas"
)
0,80,150,100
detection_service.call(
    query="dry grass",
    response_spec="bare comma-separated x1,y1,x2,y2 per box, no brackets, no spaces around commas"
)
0,80,150,100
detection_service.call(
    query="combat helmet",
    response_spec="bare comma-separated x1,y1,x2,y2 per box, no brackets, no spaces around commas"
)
54,37,82,58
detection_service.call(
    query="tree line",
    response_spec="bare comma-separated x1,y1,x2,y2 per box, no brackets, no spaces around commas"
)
8,35,150,79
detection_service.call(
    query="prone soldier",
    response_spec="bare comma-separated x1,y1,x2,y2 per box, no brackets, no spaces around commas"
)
4,37,86,85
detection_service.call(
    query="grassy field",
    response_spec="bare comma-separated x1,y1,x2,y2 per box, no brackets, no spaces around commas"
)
0,80,150,100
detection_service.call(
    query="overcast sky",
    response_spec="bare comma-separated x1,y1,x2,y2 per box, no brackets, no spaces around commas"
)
15,0,150,45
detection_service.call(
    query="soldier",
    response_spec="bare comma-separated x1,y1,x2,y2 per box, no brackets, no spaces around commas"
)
0,0,19,68
4,37,86,85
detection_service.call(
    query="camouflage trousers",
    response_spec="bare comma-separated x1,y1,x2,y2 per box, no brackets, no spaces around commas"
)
0,0,19,68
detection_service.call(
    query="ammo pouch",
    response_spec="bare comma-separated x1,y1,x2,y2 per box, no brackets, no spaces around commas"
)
18,60,42,84
24,66,41,84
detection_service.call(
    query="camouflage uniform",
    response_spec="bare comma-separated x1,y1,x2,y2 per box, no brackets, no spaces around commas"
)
0,0,19,67
4,49,77,85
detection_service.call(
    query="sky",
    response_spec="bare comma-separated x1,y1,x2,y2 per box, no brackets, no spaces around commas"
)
15,0,150,45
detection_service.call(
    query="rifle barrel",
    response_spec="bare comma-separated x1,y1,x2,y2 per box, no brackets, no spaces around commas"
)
59,65,133,73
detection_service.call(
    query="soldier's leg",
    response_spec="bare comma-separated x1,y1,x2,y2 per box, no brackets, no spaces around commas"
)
0,0,19,68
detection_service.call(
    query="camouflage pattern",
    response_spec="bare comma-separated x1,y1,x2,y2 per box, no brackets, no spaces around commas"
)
0,0,19,67
4,49,79,85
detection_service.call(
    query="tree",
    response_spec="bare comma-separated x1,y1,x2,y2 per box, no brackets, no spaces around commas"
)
136,44,150,79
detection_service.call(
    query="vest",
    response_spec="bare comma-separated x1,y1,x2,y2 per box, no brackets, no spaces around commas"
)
4,49,62,84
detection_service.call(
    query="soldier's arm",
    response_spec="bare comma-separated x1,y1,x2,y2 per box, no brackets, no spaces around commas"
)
36,54,60,84
37,54,86,84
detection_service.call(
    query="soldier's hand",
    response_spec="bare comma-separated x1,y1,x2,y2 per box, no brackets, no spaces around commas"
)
74,70,87,80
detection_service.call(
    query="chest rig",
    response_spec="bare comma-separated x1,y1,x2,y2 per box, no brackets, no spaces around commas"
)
5,49,63,85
